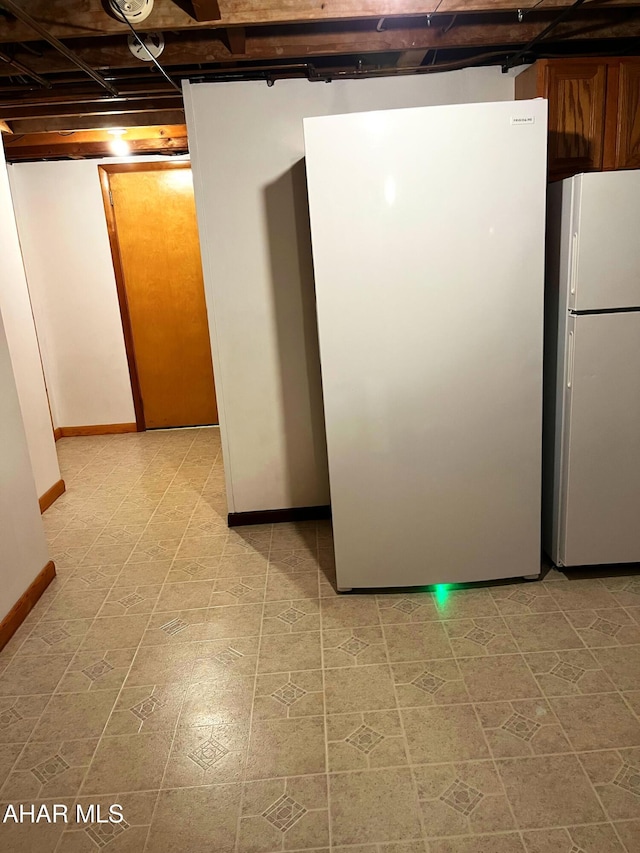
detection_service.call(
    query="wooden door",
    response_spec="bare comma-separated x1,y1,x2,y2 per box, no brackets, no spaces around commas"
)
545,62,607,180
101,164,217,429
614,60,640,170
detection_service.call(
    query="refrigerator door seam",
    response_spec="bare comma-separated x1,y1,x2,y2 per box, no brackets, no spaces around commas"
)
557,313,576,567
553,179,577,565
569,306,640,315
568,174,583,313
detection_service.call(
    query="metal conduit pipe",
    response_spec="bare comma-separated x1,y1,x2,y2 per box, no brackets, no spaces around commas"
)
0,0,119,95
0,50,51,88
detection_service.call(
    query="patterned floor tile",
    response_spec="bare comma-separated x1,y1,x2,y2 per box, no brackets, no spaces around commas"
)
162,722,246,787
524,648,617,696
521,823,626,853
401,705,490,764
4,431,638,853
80,730,173,794
327,709,408,771
392,658,470,707
496,753,606,828
262,599,321,635
56,647,135,693
0,738,97,800
475,697,572,757
146,784,241,853
565,608,640,648
253,669,324,720
458,654,541,701
578,749,640,821
415,760,514,838
246,716,326,780
503,612,584,653
549,692,640,750
324,664,397,714
237,775,328,852
444,616,519,657
329,767,422,845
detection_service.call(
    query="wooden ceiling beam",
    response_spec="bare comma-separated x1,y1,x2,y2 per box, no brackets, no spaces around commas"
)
396,49,430,68
0,0,638,43
4,123,185,146
225,26,247,55
7,109,186,133
190,0,221,21
0,84,178,105
0,12,637,78
2,135,188,161
0,96,183,121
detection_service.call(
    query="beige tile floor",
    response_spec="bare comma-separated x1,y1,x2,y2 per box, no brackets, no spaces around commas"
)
1,427,640,852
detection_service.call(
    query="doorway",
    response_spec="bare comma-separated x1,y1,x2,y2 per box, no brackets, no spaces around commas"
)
99,162,218,430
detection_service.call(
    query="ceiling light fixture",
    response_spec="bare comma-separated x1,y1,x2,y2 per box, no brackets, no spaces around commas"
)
108,128,130,156
108,0,154,24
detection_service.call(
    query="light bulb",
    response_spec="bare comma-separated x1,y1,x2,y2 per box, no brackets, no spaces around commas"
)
110,138,130,156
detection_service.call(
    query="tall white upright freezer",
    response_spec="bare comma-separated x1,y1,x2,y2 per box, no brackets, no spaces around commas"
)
303,99,548,590
544,169,640,568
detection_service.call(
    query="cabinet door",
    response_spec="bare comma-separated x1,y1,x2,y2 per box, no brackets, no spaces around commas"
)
545,63,607,179
615,60,640,169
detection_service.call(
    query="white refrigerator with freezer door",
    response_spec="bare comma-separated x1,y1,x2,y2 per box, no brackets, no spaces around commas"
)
544,169,640,568
303,99,548,590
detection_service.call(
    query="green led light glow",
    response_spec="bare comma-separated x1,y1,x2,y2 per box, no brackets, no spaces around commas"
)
433,584,451,609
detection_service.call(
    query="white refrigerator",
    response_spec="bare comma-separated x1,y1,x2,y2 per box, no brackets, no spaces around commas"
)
544,169,640,568
303,99,548,590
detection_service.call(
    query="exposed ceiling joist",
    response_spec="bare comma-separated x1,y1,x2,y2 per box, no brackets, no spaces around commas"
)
0,0,118,93
191,0,221,21
0,46,51,86
2,96,182,121
0,12,638,78
0,86,178,107
396,48,430,68
225,26,247,55
5,124,185,145
0,0,639,43
0,0,639,150
9,109,186,134
2,123,188,160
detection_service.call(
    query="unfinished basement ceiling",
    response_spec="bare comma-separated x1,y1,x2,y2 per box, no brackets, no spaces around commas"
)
0,0,639,135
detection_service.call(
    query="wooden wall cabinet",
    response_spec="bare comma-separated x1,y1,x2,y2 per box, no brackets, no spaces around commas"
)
515,58,640,181
613,60,640,171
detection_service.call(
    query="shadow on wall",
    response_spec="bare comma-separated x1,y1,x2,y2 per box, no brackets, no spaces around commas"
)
263,159,330,507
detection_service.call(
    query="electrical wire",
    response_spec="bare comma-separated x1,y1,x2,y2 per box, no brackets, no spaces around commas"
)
113,6,181,93
503,0,588,70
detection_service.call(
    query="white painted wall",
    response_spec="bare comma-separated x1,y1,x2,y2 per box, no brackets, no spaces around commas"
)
0,309,50,621
8,154,184,429
9,158,137,428
184,68,515,514
0,143,60,498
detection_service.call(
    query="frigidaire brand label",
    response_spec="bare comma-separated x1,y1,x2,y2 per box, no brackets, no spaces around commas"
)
511,116,535,125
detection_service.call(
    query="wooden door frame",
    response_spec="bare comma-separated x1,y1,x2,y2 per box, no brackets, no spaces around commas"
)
98,160,192,432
